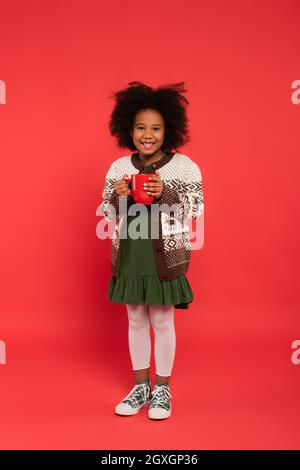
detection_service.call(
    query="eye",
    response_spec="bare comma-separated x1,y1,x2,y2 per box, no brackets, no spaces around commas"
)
136,126,160,130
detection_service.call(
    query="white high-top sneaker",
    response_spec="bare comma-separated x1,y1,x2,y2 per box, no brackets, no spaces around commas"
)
115,381,152,416
148,384,172,420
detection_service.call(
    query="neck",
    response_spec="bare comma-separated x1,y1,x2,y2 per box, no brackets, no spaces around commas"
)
138,150,166,165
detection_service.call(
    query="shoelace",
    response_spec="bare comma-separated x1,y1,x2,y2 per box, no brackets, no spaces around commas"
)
122,383,150,409
150,385,172,410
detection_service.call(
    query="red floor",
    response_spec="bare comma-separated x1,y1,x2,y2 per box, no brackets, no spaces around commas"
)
1,311,299,450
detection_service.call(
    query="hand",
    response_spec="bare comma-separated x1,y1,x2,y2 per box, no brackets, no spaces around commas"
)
114,174,131,197
143,170,164,199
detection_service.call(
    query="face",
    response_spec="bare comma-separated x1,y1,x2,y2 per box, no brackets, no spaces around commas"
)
130,108,165,159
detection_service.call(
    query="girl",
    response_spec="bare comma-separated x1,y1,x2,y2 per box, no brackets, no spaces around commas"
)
101,81,204,420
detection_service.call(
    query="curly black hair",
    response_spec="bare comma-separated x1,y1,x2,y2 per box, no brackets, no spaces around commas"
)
108,81,190,153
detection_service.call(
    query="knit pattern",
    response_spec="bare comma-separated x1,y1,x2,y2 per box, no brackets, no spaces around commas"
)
100,153,204,280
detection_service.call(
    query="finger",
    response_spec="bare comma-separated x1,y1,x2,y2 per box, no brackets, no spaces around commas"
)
115,181,125,188
144,179,163,186
146,191,161,198
122,185,131,194
144,186,160,194
117,179,130,187
116,184,128,192
148,175,161,182
116,184,130,195
119,188,131,196
144,182,163,190
116,175,130,186
146,187,162,194
148,170,161,180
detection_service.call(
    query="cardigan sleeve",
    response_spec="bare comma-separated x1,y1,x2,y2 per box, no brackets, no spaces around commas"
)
100,161,135,221
157,160,204,221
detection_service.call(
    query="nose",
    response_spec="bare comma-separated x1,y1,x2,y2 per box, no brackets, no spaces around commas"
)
143,131,154,138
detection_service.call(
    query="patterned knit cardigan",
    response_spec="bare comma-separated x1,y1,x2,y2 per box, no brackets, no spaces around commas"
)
100,151,204,281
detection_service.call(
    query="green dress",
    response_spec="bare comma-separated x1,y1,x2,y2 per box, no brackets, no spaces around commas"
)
108,164,194,309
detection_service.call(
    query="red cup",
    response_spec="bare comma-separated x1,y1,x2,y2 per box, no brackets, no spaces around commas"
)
128,173,155,205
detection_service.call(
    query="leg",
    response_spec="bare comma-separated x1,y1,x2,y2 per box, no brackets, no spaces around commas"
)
126,303,151,383
148,305,176,385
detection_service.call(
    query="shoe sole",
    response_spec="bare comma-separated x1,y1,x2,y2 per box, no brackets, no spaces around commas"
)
148,405,172,420
115,400,151,416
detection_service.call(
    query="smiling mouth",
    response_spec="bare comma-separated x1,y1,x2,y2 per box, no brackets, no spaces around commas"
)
141,142,155,148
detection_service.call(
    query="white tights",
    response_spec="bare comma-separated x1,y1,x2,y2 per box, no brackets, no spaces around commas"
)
126,303,176,377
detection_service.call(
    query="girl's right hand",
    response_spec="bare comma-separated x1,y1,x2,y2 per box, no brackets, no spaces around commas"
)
114,174,131,197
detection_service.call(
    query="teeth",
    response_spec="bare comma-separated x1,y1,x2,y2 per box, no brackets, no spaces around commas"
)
142,142,154,147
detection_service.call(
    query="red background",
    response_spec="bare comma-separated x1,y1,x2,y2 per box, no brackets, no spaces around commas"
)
0,0,300,450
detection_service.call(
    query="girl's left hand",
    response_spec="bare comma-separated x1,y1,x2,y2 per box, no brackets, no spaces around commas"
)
143,169,164,199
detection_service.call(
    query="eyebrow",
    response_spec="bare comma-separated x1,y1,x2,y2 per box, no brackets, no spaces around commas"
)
135,123,162,126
